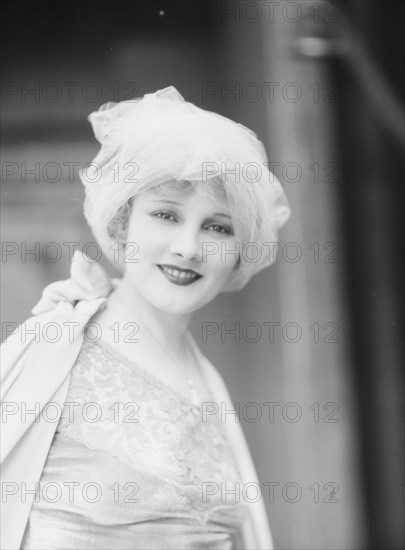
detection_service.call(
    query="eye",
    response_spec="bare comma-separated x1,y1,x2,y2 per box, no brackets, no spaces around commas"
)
152,210,177,222
206,223,233,236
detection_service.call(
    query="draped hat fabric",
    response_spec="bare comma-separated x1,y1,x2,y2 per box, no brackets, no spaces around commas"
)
80,86,291,291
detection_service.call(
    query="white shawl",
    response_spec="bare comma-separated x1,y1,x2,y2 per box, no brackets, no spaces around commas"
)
0,251,273,549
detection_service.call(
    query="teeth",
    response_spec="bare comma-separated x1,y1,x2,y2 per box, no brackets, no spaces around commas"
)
161,266,198,281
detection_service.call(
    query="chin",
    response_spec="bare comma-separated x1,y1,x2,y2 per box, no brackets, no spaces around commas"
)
152,295,205,315
147,286,216,315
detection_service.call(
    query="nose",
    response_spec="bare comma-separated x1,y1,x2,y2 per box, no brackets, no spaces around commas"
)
168,227,202,263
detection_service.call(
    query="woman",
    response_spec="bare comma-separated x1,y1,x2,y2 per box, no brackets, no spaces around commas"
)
1,86,290,549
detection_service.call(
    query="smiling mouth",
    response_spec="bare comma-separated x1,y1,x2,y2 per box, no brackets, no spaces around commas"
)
158,265,203,286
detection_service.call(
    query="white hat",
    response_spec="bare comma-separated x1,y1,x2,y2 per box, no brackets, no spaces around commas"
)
80,86,291,292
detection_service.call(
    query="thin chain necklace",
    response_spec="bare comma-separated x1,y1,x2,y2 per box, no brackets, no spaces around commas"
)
113,289,201,409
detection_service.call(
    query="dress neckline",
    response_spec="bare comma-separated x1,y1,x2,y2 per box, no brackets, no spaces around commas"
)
85,335,213,408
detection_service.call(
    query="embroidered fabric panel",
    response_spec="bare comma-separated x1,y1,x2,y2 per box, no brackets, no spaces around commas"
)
60,341,243,500
21,340,248,549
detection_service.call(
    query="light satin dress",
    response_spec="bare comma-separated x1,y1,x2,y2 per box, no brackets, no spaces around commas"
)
20,339,248,549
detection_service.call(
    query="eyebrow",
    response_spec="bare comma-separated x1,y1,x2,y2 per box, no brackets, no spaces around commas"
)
150,199,232,219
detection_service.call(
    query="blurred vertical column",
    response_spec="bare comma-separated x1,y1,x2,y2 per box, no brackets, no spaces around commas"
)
333,1,404,549
263,0,366,548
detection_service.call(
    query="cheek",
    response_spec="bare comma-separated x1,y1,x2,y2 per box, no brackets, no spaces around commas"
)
126,220,162,257
208,248,238,280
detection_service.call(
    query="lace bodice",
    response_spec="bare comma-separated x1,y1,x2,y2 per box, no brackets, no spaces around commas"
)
21,339,248,549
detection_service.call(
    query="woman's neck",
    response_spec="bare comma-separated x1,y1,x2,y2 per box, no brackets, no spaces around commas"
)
108,278,193,356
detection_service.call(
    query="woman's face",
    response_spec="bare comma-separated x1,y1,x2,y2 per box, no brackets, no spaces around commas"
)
122,185,239,315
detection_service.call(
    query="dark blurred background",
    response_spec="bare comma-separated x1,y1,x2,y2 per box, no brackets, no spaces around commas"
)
1,1,403,548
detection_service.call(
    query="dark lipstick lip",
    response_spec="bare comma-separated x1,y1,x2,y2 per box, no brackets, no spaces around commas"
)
158,264,202,278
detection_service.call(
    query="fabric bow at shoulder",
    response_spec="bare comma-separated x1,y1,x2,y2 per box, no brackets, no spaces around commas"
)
1,251,116,458
31,250,114,316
